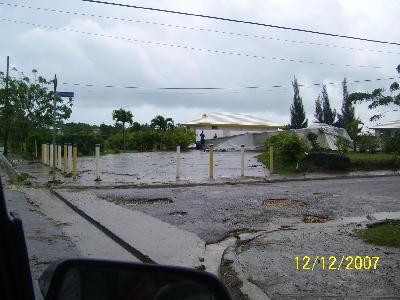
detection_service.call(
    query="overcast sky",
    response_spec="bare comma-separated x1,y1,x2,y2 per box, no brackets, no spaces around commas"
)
0,0,399,129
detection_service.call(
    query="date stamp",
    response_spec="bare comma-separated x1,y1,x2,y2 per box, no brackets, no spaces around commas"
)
295,256,380,271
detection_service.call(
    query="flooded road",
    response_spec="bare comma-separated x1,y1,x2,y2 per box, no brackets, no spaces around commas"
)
16,150,267,186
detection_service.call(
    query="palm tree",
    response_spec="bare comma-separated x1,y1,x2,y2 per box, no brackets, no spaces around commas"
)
112,108,133,151
150,115,174,131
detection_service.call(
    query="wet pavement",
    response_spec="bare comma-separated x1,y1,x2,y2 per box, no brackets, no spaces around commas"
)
54,176,400,298
3,151,400,298
4,188,80,279
85,177,400,244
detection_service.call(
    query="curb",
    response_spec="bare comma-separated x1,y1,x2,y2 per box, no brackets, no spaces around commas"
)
0,152,19,180
51,172,400,190
50,189,156,264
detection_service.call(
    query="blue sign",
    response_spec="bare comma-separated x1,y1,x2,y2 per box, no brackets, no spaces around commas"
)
56,91,74,98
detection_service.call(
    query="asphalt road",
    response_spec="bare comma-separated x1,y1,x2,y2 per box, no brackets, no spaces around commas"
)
92,176,400,298
94,176,400,243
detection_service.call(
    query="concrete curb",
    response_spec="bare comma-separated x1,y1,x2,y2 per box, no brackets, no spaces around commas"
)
50,189,155,264
49,172,400,191
0,152,19,179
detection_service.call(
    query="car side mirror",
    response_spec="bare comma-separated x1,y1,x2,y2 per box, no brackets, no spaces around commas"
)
41,259,232,300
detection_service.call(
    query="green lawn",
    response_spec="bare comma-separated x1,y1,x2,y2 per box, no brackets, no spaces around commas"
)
347,152,400,170
257,152,300,174
359,221,400,248
258,151,400,174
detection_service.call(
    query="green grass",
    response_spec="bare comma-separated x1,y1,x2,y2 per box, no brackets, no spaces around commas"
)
359,221,400,248
257,152,301,174
347,152,400,171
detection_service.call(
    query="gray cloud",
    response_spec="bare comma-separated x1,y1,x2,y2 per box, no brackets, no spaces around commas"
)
0,0,399,127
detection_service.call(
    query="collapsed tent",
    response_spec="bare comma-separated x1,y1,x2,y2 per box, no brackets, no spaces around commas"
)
203,123,353,151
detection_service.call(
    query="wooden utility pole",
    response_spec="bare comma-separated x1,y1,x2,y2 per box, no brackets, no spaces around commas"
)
52,75,57,182
3,56,10,156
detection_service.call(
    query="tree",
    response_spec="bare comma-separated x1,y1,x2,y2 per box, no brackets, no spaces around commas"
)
289,77,308,129
0,67,73,155
314,95,324,123
336,78,355,128
349,64,400,122
321,85,336,125
150,115,174,131
112,108,133,151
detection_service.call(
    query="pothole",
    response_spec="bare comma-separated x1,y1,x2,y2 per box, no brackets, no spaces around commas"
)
303,215,329,223
263,199,306,207
108,197,173,205
169,211,187,217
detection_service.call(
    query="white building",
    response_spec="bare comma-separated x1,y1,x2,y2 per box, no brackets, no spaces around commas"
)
370,120,400,137
182,112,283,140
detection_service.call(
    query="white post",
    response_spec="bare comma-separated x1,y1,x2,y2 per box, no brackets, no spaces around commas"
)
58,144,62,170
176,144,181,179
241,144,245,177
95,144,100,181
68,143,73,174
49,144,54,167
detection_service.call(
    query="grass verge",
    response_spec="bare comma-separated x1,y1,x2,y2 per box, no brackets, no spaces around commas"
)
257,152,301,174
359,220,400,248
347,152,400,171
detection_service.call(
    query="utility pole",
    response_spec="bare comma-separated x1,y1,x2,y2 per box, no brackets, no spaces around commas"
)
3,56,9,156
52,74,57,182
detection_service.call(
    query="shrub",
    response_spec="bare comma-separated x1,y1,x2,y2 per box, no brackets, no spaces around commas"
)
336,137,349,155
306,132,319,150
357,133,378,153
266,132,309,164
382,132,400,154
303,152,350,170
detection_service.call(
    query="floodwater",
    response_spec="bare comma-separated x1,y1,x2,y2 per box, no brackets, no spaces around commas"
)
78,150,266,185
19,150,267,186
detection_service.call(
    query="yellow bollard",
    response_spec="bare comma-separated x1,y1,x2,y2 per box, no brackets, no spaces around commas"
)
41,144,44,164
269,146,274,175
63,143,67,174
47,143,50,166
209,144,214,179
72,144,77,180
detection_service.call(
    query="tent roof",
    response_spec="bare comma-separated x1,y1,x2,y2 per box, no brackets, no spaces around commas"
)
370,119,400,129
182,112,282,127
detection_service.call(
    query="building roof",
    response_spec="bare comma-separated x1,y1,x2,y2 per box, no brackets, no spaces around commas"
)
182,112,282,127
370,119,400,129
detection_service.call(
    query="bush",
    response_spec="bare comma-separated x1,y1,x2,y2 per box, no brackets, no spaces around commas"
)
357,133,378,153
303,152,350,170
266,132,309,164
382,132,400,154
306,132,319,150
336,137,349,155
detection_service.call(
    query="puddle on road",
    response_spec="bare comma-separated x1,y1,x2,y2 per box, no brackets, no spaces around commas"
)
263,199,306,207
303,215,329,223
107,197,173,205
169,211,188,217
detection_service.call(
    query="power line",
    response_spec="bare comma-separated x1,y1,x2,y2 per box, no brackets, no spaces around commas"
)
1,18,385,70
1,2,398,55
58,76,396,92
82,0,400,46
